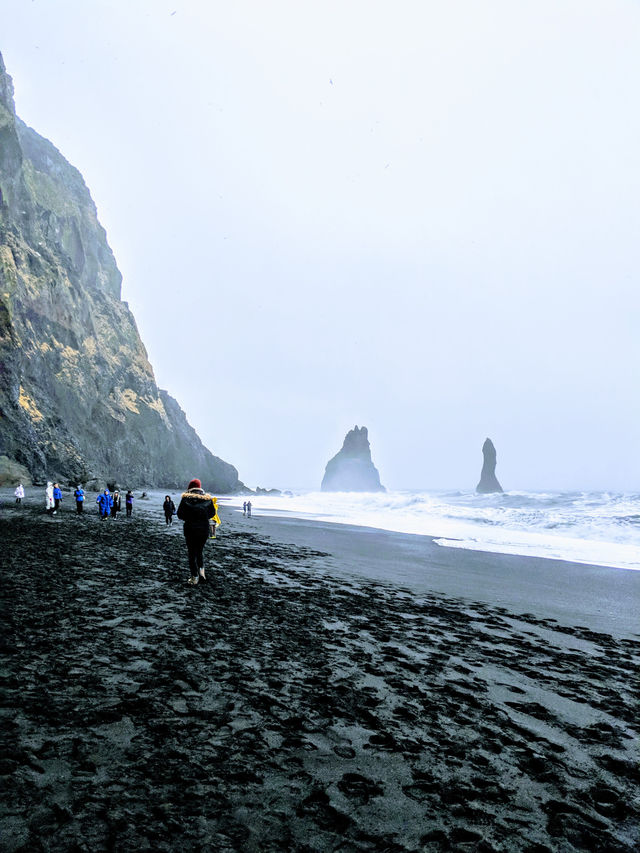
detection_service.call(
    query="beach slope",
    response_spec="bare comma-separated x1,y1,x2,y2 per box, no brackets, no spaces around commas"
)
1,500,638,851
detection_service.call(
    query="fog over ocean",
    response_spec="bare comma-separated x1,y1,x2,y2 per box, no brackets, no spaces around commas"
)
2,2,639,494
226,489,640,571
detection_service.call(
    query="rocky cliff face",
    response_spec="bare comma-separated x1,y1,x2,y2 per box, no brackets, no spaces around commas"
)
321,426,385,492
476,438,503,493
0,53,242,491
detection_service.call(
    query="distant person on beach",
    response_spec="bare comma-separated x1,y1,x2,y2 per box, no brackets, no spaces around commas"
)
209,497,221,539
74,485,84,514
53,483,62,513
45,482,54,515
96,489,112,519
243,501,247,515
111,490,121,519
246,500,252,518
125,490,133,517
163,495,176,525
14,484,24,504
176,478,216,585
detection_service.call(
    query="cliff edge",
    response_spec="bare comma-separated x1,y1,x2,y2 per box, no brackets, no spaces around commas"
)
0,53,242,490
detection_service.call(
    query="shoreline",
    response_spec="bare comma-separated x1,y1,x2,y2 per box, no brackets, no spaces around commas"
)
222,488,640,574
1,499,638,850
3,487,638,638
221,506,640,640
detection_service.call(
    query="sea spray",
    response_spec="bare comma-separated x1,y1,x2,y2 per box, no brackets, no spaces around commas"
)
228,490,640,571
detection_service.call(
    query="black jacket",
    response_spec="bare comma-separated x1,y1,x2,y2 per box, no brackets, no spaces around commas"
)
176,489,215,531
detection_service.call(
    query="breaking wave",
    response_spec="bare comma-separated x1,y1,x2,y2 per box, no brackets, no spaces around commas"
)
229,489,640,571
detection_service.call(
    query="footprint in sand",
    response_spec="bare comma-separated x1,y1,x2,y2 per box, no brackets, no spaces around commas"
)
332,745,356,759
337,772,384,805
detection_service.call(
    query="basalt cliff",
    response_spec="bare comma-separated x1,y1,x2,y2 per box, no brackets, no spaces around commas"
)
321,425,385,492
0,53,242,491
476,437,503,494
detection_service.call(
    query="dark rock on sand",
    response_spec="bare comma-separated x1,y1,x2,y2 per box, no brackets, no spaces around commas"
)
0,52,243,492
476,437,503,493
322,425,385,492
0,454,31,486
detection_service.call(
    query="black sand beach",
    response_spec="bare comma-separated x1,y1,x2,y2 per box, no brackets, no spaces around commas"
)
1,492,638,851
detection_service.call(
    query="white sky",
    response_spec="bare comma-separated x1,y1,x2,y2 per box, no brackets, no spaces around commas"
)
2,0,639,491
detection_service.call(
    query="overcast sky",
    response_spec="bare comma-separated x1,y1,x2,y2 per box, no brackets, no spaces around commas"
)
2,0,639,491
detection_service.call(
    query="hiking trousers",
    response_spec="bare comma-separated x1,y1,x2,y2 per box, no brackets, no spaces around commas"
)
184,527,209,577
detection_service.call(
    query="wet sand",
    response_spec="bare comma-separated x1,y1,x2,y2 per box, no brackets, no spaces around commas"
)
1,493,638,851
244,510,640,639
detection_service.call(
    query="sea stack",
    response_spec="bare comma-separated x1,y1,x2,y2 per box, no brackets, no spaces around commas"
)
0,53,242,490
476,438,503,493
321,426,385,492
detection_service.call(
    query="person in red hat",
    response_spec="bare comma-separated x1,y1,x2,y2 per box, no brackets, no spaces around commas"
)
176,478,217,585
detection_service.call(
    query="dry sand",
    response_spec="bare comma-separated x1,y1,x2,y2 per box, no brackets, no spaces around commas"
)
1,492,638,851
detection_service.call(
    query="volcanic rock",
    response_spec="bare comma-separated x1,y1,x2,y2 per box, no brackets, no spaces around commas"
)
476,438,503,493
0,53,242,491
321,426,385,492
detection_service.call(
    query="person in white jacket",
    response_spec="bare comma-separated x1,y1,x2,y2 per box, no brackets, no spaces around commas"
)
45,481,55,515
14,484,24,504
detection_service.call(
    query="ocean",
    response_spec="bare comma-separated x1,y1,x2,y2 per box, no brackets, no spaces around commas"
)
227,490,640,572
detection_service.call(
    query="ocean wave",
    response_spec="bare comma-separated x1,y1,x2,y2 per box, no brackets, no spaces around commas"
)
229,489,640,571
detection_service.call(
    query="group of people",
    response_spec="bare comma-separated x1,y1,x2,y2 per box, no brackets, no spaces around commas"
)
96,488,134,519
37,483,134,518
44,482,63,514
22,475,225,587
242,500,252,517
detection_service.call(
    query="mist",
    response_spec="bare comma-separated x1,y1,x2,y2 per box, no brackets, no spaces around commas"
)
2,0,639,491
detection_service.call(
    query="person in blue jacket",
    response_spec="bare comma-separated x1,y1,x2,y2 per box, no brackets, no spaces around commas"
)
53,483,63,513
74,484,85,514
96,489,113,519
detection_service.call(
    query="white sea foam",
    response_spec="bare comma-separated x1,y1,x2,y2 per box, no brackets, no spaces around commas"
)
229,489,640,571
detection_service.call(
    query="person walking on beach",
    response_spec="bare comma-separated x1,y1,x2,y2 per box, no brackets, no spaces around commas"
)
246,500,252,518
176,478,216,585
111,490,121,519
52,483,62,514
243,501,247,515
96,489,112,519
45,482,54,515
14,484,24,504
74,484,85,514
163,495,176,524
125,490,134,517
209,497,221,539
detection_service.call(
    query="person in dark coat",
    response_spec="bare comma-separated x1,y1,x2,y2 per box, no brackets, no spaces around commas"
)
163,495,176,525
125,490,134,517
111,490,121,519
176,478,216,585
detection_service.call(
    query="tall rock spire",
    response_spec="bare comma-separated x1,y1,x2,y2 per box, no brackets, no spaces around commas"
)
476,438,503,493
321,426,385,492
